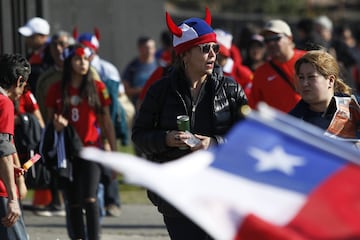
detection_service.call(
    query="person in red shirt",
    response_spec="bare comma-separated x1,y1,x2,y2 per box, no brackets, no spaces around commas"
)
0,53,30,239
248,19,306,113
14,88,53,217
14,88,44,173
17,90,45,127
214,28,253,98
45,44,117,240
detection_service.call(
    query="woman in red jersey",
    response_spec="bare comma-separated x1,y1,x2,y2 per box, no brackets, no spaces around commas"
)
45,45,116,240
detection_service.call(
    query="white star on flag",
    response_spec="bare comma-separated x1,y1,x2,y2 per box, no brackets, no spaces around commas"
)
249,146,305,175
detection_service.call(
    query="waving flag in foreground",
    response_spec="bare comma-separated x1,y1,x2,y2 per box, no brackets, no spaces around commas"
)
81,104,360,240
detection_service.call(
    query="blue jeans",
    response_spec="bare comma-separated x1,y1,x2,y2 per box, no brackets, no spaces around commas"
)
97,179,121,218
97,183,106,218
0,197,28,240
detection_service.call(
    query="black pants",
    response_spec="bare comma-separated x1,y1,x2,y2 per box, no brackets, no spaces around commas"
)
163,214,213,240
63,159,101,240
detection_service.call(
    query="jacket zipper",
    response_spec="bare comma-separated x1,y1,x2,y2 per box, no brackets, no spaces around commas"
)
176,90,188,116
191,83,207,130
176,82,206,131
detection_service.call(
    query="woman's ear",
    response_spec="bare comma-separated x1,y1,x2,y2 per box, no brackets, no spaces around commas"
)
328,75,335,88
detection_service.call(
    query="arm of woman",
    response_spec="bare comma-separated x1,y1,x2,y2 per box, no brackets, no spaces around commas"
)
12,153,27,200
47,107,68,132
132,82,172,156
208,78,249,146
99,106,117,152
191,134,216,151
32,109,45,129
0,154,21,227
232,80,249,121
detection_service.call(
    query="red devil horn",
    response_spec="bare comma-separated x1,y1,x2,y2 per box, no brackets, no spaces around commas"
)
204,7,212,25
72,27,78,40
94,27,100,41
166,12,182,37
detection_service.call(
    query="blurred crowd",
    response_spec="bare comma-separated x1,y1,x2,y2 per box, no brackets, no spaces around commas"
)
2,10,360,240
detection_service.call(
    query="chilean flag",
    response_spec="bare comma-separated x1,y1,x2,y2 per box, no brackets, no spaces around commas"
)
81,104,360,240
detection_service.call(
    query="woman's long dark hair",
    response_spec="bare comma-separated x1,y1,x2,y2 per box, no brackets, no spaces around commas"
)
61,44,103,117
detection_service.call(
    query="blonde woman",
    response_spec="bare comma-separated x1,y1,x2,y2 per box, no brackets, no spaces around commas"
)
290,50,360,141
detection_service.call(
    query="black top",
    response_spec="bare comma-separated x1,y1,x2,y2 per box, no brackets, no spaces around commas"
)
289,97,340,130
131,65,248,217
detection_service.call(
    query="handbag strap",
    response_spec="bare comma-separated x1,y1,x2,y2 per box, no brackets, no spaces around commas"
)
269,61,297,93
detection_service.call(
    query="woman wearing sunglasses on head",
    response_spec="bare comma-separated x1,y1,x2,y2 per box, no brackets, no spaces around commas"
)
132,8,248,240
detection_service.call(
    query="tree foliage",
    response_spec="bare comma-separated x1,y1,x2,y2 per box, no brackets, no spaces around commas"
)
167,0,307,16
166,0,360,19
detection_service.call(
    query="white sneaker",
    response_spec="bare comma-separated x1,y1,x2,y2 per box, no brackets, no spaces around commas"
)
33,209,53,217
51,209,66,217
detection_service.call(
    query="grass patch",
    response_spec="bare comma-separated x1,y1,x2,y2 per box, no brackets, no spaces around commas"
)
118,174,150,205
118,141,136,155
120,186,150,204
25,181,151,205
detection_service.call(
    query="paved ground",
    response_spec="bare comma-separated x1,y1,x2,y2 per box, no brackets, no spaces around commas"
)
23,204,170,240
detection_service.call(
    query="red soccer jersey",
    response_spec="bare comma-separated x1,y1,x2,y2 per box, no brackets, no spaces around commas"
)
0,94,15,135
248,49,306,113
45,80,111,146
0,94,17,197
18,90,39,114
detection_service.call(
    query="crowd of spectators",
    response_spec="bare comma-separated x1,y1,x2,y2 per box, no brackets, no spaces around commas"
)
2,10,360,240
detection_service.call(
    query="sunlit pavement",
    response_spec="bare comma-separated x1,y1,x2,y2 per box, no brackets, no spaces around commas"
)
23,204,170,240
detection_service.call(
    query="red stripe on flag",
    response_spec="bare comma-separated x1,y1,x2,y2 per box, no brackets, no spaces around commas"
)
235,214,306,240
287,164,360,239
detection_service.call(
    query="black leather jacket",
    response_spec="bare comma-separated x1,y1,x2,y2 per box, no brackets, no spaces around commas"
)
132,65,248,163
132,66,247,216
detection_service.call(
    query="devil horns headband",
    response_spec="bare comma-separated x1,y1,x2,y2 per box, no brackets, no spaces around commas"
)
165,8,216,54
73,27,101,52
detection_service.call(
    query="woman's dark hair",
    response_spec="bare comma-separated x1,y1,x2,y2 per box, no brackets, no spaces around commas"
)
61,44,103,116
0,53,31,89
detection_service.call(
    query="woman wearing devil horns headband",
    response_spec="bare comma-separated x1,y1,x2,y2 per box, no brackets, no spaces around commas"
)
45,44,117,240
132,9,248,240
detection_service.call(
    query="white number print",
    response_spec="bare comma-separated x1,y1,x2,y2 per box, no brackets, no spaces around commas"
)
71,108,79,122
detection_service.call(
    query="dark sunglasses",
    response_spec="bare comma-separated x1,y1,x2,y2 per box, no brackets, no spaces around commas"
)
198,43,220,54
264,35,284,44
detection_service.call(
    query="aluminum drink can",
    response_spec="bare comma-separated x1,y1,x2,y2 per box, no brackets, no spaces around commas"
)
177,115,190,131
